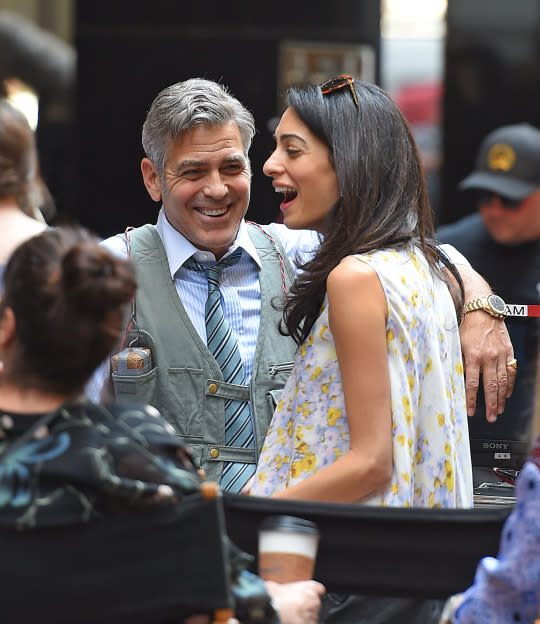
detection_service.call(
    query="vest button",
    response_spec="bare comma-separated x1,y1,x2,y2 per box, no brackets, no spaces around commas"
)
208,383,218,393
210,448,219,459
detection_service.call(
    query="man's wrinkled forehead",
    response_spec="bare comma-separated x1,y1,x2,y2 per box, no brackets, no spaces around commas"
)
172,121,249,153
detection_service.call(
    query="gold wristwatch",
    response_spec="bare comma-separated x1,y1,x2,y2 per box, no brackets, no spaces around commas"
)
462,294,508,319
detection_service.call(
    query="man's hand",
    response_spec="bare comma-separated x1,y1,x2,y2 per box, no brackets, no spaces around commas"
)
265,579,325,624
451,261,516,421
459,312,516,422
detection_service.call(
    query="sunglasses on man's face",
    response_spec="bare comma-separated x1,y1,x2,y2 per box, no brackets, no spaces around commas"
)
320,74,359,108
477,191,523,210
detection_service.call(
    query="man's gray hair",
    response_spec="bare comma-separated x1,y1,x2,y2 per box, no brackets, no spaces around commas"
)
141,78,256,178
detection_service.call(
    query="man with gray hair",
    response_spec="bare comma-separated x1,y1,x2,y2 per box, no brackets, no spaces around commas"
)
89,77,515,496
91,78,312,494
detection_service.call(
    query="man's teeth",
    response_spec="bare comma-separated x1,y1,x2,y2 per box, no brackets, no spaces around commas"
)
199,207,227,216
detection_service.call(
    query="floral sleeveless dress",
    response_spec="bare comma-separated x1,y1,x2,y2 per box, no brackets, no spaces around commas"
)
252,246,473,508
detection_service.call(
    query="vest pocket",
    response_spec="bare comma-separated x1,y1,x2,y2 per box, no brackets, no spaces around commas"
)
165,368,205,437
268,361,295,376
112,367,158,405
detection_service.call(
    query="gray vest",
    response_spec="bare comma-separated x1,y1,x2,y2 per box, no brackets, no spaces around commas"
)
111,223,297,482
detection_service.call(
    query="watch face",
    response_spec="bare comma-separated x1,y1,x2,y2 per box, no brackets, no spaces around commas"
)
487,294,506,314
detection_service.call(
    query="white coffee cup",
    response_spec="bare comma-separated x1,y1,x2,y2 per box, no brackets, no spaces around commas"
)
258,515,320,583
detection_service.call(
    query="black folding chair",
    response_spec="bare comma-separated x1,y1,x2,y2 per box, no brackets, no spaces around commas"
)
0,491,234,623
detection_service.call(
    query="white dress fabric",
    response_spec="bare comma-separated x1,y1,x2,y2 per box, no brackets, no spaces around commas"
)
252,245,473,508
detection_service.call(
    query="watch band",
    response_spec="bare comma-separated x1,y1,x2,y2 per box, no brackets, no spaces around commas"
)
462,295,507,319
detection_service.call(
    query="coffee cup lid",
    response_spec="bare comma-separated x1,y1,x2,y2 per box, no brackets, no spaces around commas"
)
260,515,319,535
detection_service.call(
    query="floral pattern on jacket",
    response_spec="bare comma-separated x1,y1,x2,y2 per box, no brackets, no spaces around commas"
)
0,399,201,530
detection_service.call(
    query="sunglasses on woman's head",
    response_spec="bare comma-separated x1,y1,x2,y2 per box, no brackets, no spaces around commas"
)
320,74,359,108
477,190,523,210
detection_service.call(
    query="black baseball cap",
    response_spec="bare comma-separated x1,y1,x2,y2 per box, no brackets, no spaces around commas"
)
459,123,540,200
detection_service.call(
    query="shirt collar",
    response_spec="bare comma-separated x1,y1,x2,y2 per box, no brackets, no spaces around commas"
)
156,208,263,278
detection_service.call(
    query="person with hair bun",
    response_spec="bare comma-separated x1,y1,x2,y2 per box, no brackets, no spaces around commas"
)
0,225,171,518
0,226,324,624
0,98,53,292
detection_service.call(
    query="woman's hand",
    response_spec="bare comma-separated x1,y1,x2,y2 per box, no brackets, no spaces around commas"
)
241,476,254,495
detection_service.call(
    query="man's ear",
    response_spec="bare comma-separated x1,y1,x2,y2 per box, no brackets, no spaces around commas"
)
0,306,16,349
141,158,163,202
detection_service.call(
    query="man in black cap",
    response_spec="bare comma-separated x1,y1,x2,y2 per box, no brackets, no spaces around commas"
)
438,122,540,465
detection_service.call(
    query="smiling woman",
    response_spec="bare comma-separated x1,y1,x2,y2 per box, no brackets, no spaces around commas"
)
254,75,472,505
251,74,472,624
264,108,340,233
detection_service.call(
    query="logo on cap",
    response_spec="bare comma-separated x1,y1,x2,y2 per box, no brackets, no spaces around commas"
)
487,143,516,172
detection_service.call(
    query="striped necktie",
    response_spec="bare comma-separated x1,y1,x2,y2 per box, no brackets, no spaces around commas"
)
184,249,255,492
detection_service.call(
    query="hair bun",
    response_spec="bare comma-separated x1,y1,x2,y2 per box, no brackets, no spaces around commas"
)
2,225,136,396
61,241,135,314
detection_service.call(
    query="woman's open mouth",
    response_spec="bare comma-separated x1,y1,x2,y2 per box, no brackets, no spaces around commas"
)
274,186,298,209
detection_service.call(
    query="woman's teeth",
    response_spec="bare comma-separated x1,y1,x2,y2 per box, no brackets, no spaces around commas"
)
275,186,298,203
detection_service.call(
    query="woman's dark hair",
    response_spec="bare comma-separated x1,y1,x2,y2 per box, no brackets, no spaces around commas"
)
1,226,136,395
280,79,464,345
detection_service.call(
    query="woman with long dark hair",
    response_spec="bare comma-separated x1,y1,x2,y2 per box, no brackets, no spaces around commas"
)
250,73,474,624
252,77,473,508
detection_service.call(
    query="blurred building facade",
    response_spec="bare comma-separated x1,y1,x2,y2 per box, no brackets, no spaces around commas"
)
2,0,540,235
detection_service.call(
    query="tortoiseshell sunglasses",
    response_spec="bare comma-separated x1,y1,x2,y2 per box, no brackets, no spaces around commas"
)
320,74,359,108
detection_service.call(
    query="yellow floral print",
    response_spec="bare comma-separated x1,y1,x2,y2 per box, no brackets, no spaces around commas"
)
327,407,342,426
251,246,472,509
